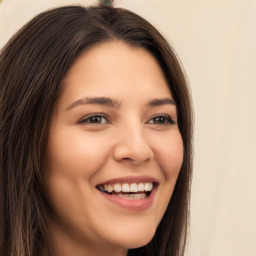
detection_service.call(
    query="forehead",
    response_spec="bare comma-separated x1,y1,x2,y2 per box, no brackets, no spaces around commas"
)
61,40,172,104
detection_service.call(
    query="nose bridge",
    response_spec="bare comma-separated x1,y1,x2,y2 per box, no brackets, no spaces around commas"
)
113,118,153,165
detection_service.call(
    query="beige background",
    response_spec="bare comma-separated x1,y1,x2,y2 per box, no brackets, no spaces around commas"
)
1,0,255,255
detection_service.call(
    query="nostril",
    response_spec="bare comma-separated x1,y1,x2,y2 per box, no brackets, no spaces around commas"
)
123,157,132,161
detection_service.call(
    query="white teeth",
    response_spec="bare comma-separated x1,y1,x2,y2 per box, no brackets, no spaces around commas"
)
106,184,113,193
122,183,130,193
137,183,144,192
130,183,138,193
99,182,154,193
113,183,122,193
144,182,153,192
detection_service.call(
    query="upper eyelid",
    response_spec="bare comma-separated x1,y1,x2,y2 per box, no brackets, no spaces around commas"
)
83,113,108,118
147,113,175,120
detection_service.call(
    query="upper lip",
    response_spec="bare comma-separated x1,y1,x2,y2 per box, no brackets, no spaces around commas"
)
97,175,160,186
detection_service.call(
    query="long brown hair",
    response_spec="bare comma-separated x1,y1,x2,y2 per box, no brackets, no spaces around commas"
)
0,4,193,256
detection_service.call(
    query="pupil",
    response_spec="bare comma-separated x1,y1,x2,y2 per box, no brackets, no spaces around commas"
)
155,117,165,124
91,116,101,123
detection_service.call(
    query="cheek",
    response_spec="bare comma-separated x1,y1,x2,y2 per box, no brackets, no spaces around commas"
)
46,128,112,179
154,130,184,179
44,128,115,231
146,130,183,228
44,128,113,217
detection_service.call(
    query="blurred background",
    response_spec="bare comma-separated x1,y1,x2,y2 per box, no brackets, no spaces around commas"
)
1,0,255,255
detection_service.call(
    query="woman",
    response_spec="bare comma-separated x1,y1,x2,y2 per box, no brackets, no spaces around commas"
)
0,2,193,256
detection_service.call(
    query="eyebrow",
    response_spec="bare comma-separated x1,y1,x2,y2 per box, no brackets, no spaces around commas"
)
147,98,176,107
66,96,176,111
66,97,121,111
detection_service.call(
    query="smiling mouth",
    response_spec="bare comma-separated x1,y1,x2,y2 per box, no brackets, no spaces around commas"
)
96,182,155,200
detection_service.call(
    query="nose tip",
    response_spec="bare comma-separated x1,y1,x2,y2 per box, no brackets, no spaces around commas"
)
113,130,154,165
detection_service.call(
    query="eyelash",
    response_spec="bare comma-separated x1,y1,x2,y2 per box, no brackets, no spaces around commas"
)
146,114,176,125
78,113,175,125
78,113,109,125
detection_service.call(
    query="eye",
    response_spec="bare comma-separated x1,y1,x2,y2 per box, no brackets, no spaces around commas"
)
147,114,176,125
78,114,109,124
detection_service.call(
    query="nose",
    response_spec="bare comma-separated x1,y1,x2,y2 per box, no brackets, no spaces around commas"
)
113,124,154,166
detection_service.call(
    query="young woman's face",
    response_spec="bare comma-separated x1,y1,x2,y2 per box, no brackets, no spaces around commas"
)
45,41,183,256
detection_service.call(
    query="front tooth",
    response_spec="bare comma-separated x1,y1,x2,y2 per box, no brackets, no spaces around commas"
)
106,184,113,193
130,183,138,193
122,183,130,193
144,182,153,192
113,183,122,193
137,183,144,192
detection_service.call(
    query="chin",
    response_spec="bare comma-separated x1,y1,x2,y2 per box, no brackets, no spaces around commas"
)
111,225,156,250
127,236,154,250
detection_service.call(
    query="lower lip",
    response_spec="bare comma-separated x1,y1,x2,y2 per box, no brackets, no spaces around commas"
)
99,187,157,211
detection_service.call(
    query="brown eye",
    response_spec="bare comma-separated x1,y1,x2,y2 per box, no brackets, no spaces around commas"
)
147,115,175,125
79,115,109,124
